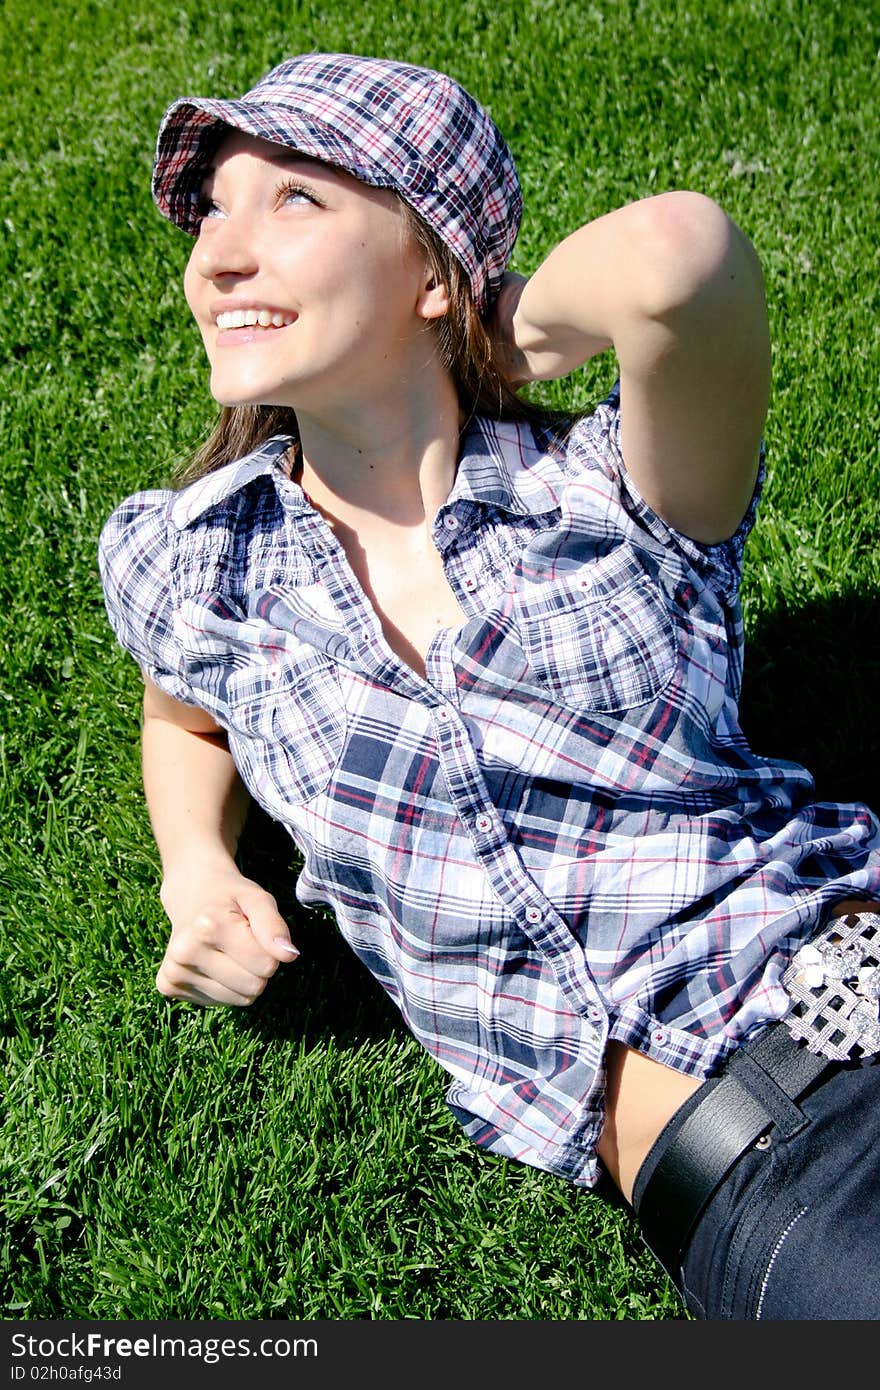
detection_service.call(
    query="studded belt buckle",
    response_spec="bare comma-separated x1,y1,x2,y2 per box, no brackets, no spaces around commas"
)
782,910,880,1061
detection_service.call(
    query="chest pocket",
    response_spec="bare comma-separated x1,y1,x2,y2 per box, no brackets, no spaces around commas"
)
174,598,348,811
514,544,677,713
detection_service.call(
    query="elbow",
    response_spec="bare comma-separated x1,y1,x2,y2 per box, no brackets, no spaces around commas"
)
629,190,765,321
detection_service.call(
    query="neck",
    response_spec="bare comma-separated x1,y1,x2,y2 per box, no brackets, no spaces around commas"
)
294,368,463,529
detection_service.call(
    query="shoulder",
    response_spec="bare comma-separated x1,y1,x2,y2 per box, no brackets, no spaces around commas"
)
98,488,176,595
518,384,626,501
456,397,634,516
551,385,620,476
98,487,179,677
545,383,766,601
98,439,295,703
165,435,294,531
99,435,295,580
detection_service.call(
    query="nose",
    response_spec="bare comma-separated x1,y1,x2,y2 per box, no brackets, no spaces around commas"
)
190,211,260,282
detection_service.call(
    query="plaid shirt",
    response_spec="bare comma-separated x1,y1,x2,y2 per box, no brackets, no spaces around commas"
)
99,385,880,1185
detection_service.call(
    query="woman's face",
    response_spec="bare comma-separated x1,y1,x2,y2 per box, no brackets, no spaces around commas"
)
183,130,439,413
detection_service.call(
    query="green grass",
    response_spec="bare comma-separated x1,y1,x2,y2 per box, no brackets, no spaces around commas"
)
1,0,878,1321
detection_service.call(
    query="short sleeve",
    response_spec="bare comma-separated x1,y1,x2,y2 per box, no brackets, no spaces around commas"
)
98,490,197,705
570,381,765,605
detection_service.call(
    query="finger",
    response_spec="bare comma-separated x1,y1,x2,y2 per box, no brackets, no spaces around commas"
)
165,924,278,994
156,960,260,1008
185,907,282,976
234,884,300,964
189,947,277,999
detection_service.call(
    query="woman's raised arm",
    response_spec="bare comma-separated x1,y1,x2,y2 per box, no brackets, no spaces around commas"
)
496,190,771,542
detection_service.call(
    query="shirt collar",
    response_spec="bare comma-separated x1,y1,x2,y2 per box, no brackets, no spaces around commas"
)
169,415,566,530
170,435,297,529
448,414,564,517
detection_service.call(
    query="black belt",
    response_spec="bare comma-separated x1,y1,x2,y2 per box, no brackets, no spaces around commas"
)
631,1022,833,1282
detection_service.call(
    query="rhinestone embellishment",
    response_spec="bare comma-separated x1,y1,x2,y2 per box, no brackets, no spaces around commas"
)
782,912,880,1061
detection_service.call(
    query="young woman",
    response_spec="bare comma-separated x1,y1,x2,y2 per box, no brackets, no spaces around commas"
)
99,53,880,1319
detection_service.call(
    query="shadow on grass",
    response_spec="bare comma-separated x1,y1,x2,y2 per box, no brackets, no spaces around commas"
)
740,589,880,807
234,807,408,1048
236,589,880,1048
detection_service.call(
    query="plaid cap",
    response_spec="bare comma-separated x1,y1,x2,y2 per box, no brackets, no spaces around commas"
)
151,53,522,311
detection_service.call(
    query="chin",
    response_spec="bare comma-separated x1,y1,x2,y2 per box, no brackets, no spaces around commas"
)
209,377,292,410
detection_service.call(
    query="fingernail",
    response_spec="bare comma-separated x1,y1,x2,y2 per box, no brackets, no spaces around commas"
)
273,937,299,957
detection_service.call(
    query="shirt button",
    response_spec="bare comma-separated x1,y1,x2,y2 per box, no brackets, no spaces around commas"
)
525,906,543,925
442,514,460,532
462,575,478,592
360,626,372,643
474,812,493,833
651,1027,669,1047
587,1004,602,1023
436,707,450,722
579,576,593,592
268,664,280,678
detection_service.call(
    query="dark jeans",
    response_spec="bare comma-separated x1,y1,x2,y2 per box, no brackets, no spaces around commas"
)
644,1052,880,1319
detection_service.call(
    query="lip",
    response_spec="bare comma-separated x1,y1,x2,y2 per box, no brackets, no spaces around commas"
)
210,301,299,347
209,298,297,320
214,319,297,347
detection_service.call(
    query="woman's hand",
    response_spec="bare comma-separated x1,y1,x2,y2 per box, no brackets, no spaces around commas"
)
486,271,531,386
156,859,298,1007
486,270,612,386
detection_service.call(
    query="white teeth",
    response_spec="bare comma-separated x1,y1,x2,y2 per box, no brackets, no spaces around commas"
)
216,309,294,331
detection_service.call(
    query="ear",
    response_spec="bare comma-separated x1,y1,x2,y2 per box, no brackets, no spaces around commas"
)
415,270,450,321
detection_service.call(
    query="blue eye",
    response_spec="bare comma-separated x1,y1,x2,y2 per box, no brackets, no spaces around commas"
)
274,177,322,207
196,196,225,222
193,176,323,225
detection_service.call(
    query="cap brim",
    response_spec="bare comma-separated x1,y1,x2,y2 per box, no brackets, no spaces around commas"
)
152,96,390,233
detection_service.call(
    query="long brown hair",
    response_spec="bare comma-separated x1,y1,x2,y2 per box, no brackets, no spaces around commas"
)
176,197,567,486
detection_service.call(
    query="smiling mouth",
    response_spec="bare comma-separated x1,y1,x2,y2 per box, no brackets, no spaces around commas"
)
215,308,297,330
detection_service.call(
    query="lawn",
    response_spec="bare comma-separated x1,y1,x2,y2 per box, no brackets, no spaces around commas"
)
1,0,877,1321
